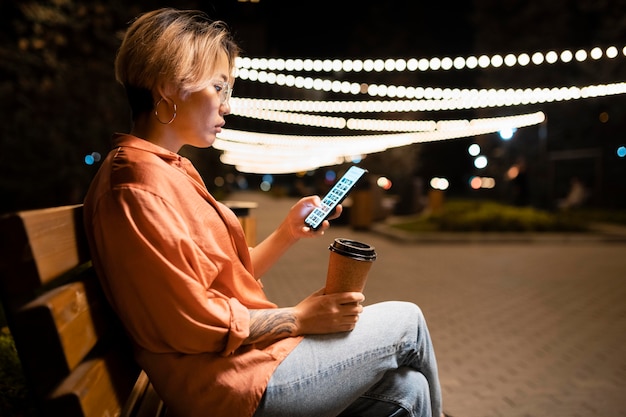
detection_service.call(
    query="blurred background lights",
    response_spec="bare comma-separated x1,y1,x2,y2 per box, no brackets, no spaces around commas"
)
590,47,603,59
474,155,488,169
599,111,609,123
517,53,530,66
237,45,626,73
499,127,517,140
260,174,273,192
236,175,249,189
214,110,544,174
231,82,626,112
468,143,481,156
545,51,558,63
430,177,449,190
224,47,626,174
470,176,496,189
259,181,271,192
84,151,101,166
617,146,626,158
377,176,393,190
507,165,520,179
481,177,496,188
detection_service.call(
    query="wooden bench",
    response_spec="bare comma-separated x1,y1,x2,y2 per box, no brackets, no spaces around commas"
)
0,204,168,417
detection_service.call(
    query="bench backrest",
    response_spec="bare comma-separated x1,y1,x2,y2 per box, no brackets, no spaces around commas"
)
0,205,146,416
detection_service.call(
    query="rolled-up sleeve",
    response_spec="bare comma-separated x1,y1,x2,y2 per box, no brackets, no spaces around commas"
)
224,297,251,355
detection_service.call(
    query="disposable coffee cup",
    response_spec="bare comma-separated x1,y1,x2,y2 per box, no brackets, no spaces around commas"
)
325,238,377,294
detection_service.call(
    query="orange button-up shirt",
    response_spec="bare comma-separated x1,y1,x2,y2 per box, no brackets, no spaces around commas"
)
83,134,302,417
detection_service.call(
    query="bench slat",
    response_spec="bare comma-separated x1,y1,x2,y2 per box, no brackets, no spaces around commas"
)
11,276,116,396
48,353,139,417
0,205,163,417
28,278,108,370
0,205,88,303
20,204,90,284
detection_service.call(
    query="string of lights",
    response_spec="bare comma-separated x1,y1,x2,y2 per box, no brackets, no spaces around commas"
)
229,82,625,131
215,112,546,173
235,45,626,73
217,46,626,173
235,68,626,99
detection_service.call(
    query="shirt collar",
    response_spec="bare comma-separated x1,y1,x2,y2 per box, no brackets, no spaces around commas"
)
112,133,180,162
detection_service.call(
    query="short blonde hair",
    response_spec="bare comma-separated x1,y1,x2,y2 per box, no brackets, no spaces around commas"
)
115,8,239,118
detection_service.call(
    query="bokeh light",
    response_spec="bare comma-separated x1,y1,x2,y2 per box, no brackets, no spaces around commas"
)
474,156,488,169
470,176,482,189
430,177,449,190
499,127,517,140
468,143,481,156
507,165,520,179
377,176,392,190
260,181,271,192
84,151,101,166
470,176,496,189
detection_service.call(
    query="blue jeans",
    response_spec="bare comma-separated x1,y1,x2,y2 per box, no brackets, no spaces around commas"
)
253,301,443,417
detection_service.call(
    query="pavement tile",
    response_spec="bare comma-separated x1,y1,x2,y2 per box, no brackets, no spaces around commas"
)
231,191,626,417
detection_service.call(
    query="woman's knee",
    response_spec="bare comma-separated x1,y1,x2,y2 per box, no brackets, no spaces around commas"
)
366,301,424,323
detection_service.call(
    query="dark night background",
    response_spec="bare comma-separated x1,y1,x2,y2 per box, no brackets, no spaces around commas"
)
1,0,625,214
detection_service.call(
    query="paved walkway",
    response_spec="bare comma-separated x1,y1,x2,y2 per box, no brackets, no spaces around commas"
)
234,191,626,417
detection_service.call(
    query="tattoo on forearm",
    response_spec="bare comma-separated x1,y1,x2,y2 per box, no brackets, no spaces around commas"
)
246,309,297,344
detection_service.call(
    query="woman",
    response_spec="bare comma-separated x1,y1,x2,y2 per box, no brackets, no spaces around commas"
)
83,8,445,417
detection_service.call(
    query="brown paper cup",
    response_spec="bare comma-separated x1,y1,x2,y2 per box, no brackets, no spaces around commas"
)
325,238,377,294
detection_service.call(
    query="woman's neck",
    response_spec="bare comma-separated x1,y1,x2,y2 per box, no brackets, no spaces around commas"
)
130,115,182,153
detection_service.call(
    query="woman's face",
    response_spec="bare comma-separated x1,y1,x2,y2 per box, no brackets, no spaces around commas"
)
174,51,232,149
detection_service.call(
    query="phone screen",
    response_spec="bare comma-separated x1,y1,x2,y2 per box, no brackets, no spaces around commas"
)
304,166,368,230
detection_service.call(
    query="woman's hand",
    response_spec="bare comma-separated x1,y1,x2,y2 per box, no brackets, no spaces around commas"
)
243,289,364,345
285,196,343,240
293,288,364,334
245,193,362,341
249,196,343,279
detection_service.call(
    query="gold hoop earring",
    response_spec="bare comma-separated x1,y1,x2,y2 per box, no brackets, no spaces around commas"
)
154,98,177,124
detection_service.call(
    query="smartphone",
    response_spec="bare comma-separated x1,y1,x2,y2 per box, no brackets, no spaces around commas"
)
304,166,368,230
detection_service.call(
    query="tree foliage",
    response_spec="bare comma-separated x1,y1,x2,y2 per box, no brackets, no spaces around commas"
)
0,1,138,212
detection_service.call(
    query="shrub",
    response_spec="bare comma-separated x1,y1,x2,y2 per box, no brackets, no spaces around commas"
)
393,200,588,233
0,328,34,417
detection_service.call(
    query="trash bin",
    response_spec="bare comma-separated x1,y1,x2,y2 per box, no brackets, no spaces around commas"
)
223,201,258,246
427,189,444,214
350,190,373,230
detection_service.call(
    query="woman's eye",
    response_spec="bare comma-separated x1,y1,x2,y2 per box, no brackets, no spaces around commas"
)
214,84,223,92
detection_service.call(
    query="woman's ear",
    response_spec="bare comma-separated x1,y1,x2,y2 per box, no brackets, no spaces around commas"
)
152,81,180,125
154,81,177,106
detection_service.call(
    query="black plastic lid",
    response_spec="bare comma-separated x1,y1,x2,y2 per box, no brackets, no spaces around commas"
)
328,238,377,261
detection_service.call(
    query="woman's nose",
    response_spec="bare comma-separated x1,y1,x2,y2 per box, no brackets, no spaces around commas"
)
220,101,231,116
